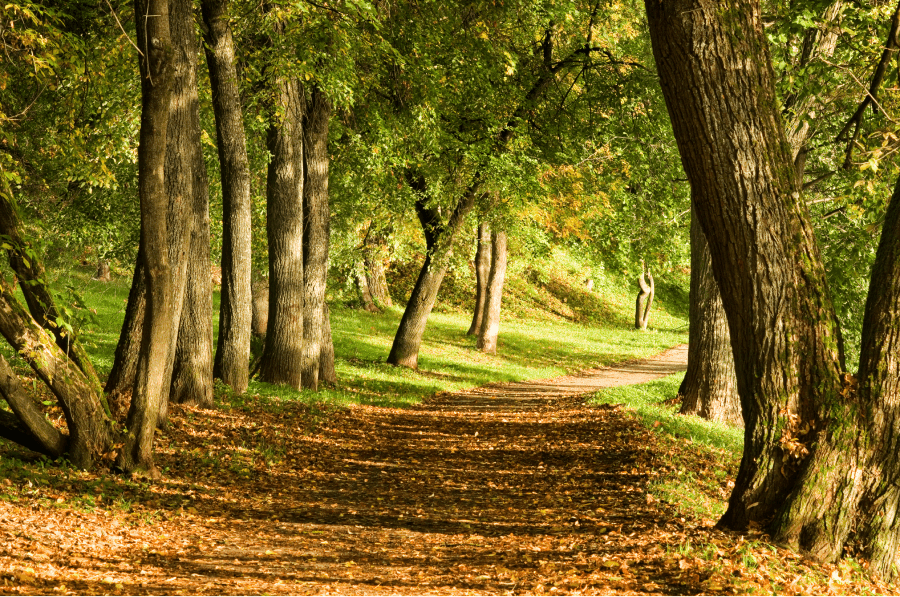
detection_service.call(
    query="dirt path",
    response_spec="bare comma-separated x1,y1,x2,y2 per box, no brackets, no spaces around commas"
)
2,345,720,596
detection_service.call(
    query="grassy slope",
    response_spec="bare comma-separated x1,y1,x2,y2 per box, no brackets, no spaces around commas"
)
49,250,689,409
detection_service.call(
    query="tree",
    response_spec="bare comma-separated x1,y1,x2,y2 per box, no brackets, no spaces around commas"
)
168,0,215,411
476,228,507,354
677,207,740,426
646,0,900,577
202,0,253,395
301,85,333,390
467,222,490,336
117,0,179,474
257,73,306,389
634,265,653,330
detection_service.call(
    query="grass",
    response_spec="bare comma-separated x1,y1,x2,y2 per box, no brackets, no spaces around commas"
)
590,373,742,521
41,256,689,410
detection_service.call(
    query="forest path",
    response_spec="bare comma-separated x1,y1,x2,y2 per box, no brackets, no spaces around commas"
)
2,345,721,597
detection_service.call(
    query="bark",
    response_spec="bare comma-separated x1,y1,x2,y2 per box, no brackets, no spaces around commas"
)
0,281,114,468
117,0,178,475
203,0,253,395
169,0,214,410
634,269,654,330
0,192,102,395
362,224,393,309
677,208,741,427
301,86,331,391
104,247,145,415
257,76,305,389
251,278,268,337
646,0,875,568
0,353,66,457
355,267,380,312
386,174,479,368
93,260,111,282
852,176,900,577
476,229,507,355
467,221,491,336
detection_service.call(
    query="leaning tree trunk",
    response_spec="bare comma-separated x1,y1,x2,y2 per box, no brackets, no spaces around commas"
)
203,0,253,395
467,221,491,336
476,229,507,354
300,85,331,391
169,3,214,410
117,0,179,475
257,76,305,389
677,206,741,426
0,189,102,395
634,269,654,330
646,0,874,568
386,174,478,369
355,265,380,312
0,281,115,468
851,175,900,577
104,246,146,416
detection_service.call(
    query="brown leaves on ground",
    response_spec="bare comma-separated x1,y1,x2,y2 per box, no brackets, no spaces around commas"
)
0,373,897,595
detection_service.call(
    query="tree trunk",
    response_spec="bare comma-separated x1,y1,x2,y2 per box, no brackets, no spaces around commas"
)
467,221,490,336
354,266,380,312
476,229,507,354
645,0,881,568
0,352,66,457
203,0,253,395
386,174,478,369
0,281,114,468
300,86,331,391
117,0,178,476
852,176,900,577
362,223,393,309
0,191,102,395
104,247,145,417
258,76,305,389
677,207,741,426
168,0,214,410
634,269,654,330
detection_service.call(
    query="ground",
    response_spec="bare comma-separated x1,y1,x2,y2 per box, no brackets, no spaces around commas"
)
0,347,896,595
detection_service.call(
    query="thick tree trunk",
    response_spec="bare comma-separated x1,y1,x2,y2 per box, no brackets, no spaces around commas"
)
300,86,331,391
646,0,879,568
203,0,253,395
169,0,214,409
117,0,178,475
852,176,900,577
677,208,741,426
0,282,114,468
476,229,507,354
362,224,392,309
467,221,490,336
387,175,478,368
634,269,654,330
258,76,305,389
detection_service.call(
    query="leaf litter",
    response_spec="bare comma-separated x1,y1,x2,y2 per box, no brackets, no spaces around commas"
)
0,348,897,595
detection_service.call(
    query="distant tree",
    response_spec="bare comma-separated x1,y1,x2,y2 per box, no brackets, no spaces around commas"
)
467,222,491,336
476,228,507,354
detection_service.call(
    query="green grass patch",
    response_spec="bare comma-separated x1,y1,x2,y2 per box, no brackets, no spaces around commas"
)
590,373,742,520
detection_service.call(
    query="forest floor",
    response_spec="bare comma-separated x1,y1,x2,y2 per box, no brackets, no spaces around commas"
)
0,346,897,596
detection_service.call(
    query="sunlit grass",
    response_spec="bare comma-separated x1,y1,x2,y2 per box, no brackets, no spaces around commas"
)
47,259,688,410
